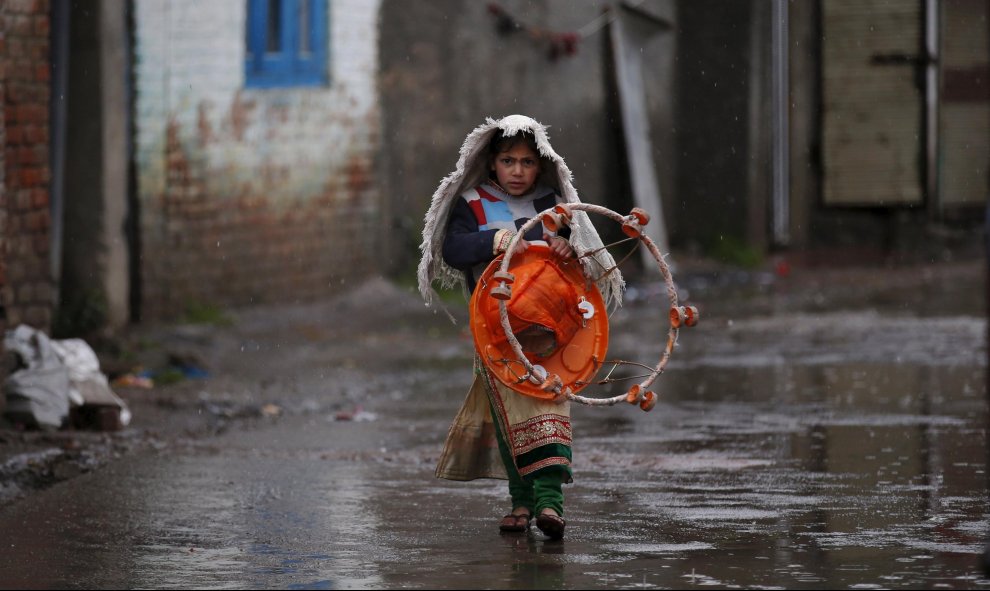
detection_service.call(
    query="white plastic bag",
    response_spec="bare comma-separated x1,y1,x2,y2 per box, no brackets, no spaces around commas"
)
3,325,71,430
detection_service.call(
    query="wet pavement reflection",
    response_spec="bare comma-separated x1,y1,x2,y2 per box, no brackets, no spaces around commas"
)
0,286,987,589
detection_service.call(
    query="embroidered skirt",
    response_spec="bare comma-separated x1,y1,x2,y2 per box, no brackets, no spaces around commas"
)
436,358,573,483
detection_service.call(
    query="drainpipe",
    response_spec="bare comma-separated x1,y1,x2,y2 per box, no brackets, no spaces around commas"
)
49,0,71,315
126,0,141,322
924,0,940,216
771,0,789,247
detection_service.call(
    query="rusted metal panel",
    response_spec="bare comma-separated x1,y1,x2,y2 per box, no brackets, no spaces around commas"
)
822,0,924,206
943,66,990,102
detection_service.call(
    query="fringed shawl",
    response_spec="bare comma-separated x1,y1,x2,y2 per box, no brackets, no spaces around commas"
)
418,114,624,312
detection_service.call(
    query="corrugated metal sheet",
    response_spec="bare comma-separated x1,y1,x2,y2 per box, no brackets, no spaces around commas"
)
942,0,988,69
823,0,923,206
939,0,989,207
941,103,989,206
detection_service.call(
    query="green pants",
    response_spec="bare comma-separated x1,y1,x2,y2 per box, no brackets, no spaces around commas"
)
491,405,565,517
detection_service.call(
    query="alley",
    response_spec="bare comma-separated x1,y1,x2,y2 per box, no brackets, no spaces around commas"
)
0,262,987,589
1,1,989,588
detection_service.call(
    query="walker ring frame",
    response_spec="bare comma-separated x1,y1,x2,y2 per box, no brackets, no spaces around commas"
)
491,202,697,409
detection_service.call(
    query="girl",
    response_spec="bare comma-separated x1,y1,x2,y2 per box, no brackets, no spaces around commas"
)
418,115,622,540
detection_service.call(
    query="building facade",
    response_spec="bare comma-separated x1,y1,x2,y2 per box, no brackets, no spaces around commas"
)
382,0,988,270
0,0,54,336
0,0,986,342
132,0,383,319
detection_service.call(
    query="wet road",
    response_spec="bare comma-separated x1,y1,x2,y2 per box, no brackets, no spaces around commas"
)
0,271,988,589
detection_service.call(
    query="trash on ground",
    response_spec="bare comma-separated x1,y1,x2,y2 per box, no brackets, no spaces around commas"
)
3,325,71,430
2,325,131,431
166,353,210,379
50,339,132,430
333,406,377,422
132,352,210,386
111,374,154,389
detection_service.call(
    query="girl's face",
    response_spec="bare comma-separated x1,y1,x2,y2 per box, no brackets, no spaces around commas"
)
491,143,540,196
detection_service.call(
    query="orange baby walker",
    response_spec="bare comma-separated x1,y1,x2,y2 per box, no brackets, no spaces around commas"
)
470,203,699,410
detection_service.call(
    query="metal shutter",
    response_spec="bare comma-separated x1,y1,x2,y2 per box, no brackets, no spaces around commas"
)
822,0,924,206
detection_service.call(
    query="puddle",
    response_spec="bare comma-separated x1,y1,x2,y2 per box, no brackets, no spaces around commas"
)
0,293,987,589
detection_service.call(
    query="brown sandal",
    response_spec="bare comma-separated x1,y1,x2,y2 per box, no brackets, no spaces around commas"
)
536,513,566,540
499,511,532,533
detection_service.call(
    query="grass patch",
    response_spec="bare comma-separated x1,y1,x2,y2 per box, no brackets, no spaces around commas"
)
182,301,233,326
707,235,764,269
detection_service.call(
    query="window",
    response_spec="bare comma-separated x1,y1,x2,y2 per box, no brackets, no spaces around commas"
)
245,0,328,88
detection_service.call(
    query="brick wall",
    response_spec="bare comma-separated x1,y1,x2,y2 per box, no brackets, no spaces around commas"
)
0,0,53,334
133,0,383,320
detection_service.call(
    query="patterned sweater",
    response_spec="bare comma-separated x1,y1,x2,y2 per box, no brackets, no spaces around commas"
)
442,183,567,293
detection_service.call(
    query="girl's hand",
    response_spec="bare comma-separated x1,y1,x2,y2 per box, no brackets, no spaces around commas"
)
544,234,575,259
511,237,530,257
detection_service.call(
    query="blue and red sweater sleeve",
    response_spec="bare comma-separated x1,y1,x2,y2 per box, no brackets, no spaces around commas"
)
442,192,571,293
442,198,499,272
